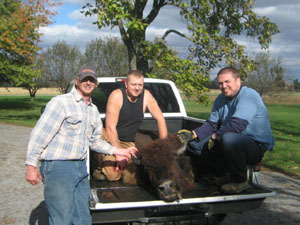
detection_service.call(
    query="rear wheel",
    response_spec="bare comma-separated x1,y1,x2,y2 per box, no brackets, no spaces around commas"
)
205,213,227,225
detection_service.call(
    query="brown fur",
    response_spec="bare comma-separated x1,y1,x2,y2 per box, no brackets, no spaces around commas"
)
91,131,195,201
137,134,195,200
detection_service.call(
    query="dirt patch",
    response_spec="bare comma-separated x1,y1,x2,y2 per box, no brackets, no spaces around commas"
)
0,87,60,96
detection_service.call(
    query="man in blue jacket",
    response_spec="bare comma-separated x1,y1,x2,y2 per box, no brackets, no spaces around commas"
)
190,67,274,194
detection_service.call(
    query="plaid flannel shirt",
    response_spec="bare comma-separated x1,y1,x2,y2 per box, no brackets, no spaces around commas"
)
26,89,115,167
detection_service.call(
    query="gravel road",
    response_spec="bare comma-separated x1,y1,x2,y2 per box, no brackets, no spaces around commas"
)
0,122,299,225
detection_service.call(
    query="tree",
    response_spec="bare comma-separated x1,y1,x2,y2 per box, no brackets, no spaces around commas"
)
293,79,299,92
83,0,279,102
83,37,129,76
0,0,57,96
39,40,83,93
207,77,219,89
245,52,285,96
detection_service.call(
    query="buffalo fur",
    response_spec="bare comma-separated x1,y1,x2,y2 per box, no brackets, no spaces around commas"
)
136,133,195,197
91,130,195,201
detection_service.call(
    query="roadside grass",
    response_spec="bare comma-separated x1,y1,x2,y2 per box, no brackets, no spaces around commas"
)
0,94,299,176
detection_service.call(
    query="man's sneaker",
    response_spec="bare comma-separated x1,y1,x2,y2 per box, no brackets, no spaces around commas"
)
220,180,249,194
215,174,231,186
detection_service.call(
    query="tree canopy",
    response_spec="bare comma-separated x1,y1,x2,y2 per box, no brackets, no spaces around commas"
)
0,0,57,90
84,37,129,76
38,37,130,93
83,0,279,102
38,40,83,93
245,52,285,96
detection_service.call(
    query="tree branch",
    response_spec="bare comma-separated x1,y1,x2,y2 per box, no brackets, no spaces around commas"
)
133,0,147,19
162,29,191,41
126,0,134,9
117,19,129,44
143,0,167,24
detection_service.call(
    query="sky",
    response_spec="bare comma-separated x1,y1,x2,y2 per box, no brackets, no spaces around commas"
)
39,0,300,80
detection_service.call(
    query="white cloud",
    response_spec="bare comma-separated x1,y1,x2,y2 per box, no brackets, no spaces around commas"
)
254,3,300,30
39,24,120,51
253,6,277,15
52,0,92,5
68,8,97,23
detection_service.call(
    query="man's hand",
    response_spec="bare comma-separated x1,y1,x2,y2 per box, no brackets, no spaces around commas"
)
26,165,42,185
114,147,138,170
176,129,195,144
113,146,138,159
115,155,128,171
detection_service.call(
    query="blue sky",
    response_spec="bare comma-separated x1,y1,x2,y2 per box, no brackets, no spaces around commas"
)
40,0,300,80
52,3,78,26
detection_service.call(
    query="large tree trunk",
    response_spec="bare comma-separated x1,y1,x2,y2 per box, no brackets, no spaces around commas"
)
123,30,150,76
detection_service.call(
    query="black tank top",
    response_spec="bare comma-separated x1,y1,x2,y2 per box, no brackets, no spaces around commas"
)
116,88,144,142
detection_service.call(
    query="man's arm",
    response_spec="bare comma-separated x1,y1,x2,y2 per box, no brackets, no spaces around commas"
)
26,97,65,185
215,117,248,140
144,90,168,139
105,89,123,148
193,120,218,140
104,89,128,170
26,97,65,167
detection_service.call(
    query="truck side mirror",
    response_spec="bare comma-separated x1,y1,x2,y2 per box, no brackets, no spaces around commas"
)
41,106,46,114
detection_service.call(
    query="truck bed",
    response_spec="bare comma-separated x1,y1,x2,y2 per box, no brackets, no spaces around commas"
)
90,176,274,209
90,117,275,224
90,176,274,224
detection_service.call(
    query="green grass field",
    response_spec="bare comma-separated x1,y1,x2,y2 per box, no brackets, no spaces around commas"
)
0,95,299,176
0,96,53,127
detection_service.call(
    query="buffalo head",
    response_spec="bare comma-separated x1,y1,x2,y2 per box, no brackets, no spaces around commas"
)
134,133,195,202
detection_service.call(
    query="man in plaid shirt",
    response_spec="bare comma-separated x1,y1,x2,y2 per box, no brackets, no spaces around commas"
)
25,66,137,225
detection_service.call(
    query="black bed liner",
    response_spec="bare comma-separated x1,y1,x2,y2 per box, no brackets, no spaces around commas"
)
90,176,274,208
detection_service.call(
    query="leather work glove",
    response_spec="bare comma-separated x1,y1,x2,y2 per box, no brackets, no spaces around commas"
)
176,129,195,144
207,138,215,150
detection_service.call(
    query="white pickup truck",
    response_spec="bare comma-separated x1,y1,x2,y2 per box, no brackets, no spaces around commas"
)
67,77,275,225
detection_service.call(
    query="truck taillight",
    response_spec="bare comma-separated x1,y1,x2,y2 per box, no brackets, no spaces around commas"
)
115,78,127,83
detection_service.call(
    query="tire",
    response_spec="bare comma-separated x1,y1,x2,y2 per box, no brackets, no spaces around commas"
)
205,214,227,225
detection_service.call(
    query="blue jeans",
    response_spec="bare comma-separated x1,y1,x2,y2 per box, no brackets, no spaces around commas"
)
40,160,91,225
219,133,265,183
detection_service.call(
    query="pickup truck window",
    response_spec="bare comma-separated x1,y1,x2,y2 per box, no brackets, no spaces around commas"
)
91,82,180,114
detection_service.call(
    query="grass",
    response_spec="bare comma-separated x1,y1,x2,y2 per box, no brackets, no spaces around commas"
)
0,94,299,176
265,104,300,176
0,95,53,127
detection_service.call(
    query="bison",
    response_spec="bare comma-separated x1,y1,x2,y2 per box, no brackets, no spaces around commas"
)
91,130,195,202
132,131,195,202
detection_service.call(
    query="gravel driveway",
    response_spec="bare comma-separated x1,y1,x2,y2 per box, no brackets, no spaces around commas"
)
0,122,299,225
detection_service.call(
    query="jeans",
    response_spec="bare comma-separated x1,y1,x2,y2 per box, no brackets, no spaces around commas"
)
219,133,265,183
40,160,91,225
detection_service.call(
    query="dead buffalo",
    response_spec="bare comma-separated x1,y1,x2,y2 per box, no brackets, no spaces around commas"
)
133,131,195,202
91,130,195,202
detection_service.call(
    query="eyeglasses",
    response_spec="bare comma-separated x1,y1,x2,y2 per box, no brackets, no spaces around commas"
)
80,77,97,83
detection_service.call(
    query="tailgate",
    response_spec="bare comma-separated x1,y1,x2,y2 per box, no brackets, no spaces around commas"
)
90,179,275,210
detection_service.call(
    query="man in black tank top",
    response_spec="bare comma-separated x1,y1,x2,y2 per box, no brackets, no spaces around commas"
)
92,70,168,184
116,88,144,142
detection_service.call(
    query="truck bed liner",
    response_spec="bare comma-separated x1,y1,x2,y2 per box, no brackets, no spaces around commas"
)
90,177,275,210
